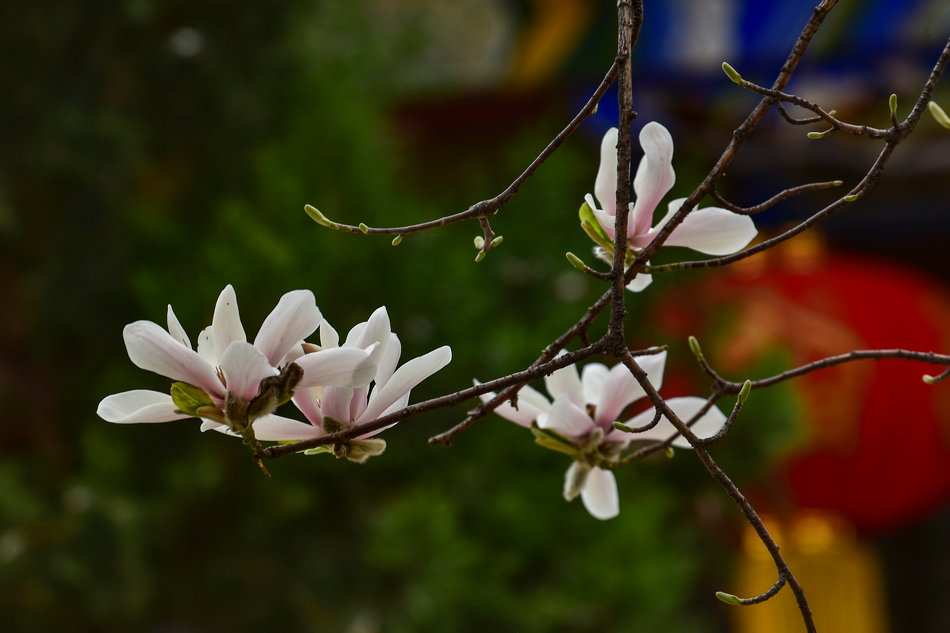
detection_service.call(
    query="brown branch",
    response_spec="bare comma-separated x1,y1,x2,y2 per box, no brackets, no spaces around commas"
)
709,180,843,216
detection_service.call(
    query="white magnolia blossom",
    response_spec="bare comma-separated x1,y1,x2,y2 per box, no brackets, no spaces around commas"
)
582,122,758,292
484,351,727,520
97,285,377,437
251,306,452,457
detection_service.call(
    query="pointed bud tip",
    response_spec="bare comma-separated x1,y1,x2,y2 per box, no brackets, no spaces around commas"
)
612,421,634,433
832,180,844,187
716,591,742,606
721,62,743,85
391,234,403,246
843,194,859,202
807,131,827,139
928,101,950,129
304,204,333,227
688,336,704,360
737,380,752,404
566,252,586,271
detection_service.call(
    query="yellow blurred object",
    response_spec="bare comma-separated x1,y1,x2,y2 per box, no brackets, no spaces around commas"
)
507,0,592,85
733,511,889,633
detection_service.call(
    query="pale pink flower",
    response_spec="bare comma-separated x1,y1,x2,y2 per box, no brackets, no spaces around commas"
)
484,351,726,520
582,123,757,291
250,307,452,460
97,285,376,437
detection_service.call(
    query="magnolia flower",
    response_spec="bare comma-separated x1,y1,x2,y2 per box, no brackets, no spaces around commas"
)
484,351,727,520
581,122,757,291
97,285,377,439
250,306,452,462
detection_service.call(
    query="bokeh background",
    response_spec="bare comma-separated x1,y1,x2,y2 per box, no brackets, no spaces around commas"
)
3,1,950,631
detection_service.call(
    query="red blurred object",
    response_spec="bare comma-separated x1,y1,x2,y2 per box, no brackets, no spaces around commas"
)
655,235,950,532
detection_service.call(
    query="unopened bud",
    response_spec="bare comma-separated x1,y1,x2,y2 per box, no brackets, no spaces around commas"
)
843,194,859,202
490,235,504,248
304,204,333,228
737,379,752,405
688,336,704,361
358,223,370,235
929,101,950,129
807,130,830,139
391,235,403,246
923,374,937,385
475,250,486,263
721,62,743,85
831,180,843,187
612,421,634,433
716,591,742,606
473,235,485,250
888,93,898,116
566,252,586,271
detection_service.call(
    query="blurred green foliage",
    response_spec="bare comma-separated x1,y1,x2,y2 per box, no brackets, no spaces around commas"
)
0,2,801,631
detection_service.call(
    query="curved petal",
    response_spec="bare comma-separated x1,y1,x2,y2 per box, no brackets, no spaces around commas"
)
595,351,667,427
625,271,653,293
594,127,619,215
543,356,583,406
586,193,617,241
539,394,593,438
219,342,278,403
251,413,323,441
320,318,339,348
621,397,726,448
580,363,609,409
357,346,452,423
631,122,675,238
322,385,356,424
97,390,191,423
653,199,757,256
581,467,620,520
295,347,377,388
479,383,551,427
197,285,247,364
373,333,401,390
166,305,191,349
124,320,224,398
293,386,324,427
254,289,322,366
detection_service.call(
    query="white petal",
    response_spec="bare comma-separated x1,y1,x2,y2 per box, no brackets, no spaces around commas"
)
586,193,616,241
292,386,324,426
654,199,757,255
357,346,451,423
320,318,340,348
197,285,247,364
373,333,402,389
253,289,322,366
539,394,594,438
200,420,232,434
580,363,609,409
625,270,653,293
97,390,191,423
594,127,619,215
621,397,726,448
348,307,392,365
595,351,667,426
295,347,377,388
251,414,323,441
123,321,224,398
479,383,551,427
581,467,619,520
322,385,356,424
219,342,278,403
543,355,584,406
166,305,191,349
631,122,675,238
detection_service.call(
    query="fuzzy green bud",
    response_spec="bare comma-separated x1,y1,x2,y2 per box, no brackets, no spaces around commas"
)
688,336,704,361
929,101,950,129
888,93,898,116
475,250,486,263
304,204,333,228
612,421,634,433
923,374,937,385
721,62,743,85
490,235,504,248
391,234,403,246
473,235,485,250
358,223,370,235
807,130,830,139
566,252,586,271
843,194,859,202
716,592,742,606
737,379,752,405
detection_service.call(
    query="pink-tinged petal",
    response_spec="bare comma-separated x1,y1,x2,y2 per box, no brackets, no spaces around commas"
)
292,386,324,426
581,363,609,409
652,199,757,256
219,342,278,403
124,321,224,398
254,289,322,366
374,333,401,390
197,285,247,364
581,467,619,520
347,307,392,365
320,318,340,348
619,397,726,448
350,385,369,420
295,347,376,388
97,390,191,423
587,194,617,241
322,386,355,424
595,351,667,426
539,394,594,438
252,414,323,441
631,122,675,238
594,127,619,215
543,356,584,406
166,305,191,349
479,383,551,427
358,346,451,423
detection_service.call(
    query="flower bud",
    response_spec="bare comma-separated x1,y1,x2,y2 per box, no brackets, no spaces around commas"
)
715,591,742,606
